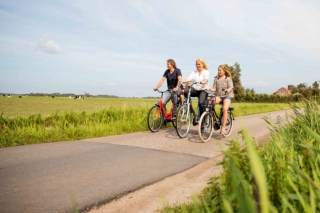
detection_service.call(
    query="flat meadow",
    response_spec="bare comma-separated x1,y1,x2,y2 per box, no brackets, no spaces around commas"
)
0,96,299,148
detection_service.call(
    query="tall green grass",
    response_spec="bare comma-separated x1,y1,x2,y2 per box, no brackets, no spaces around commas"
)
161,101,320,212
0,107,149,147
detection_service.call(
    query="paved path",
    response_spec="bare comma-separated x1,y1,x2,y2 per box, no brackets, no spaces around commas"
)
0,109,292,213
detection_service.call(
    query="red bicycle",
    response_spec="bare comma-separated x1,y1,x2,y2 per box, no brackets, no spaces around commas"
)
147,90,180,132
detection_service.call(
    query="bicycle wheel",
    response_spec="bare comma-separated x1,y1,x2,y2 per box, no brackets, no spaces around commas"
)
171,119,177,128
175,104,191,138
147,105,163,132
198,111,213,142
221,111,233,137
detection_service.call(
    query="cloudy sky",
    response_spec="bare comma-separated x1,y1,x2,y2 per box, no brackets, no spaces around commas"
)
1,0,320,97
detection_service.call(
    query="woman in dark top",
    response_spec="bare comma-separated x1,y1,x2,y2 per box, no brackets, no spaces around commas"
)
153,59,182,113
208,64,234,137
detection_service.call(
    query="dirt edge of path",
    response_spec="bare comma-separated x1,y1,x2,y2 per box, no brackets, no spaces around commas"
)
86,133,270,213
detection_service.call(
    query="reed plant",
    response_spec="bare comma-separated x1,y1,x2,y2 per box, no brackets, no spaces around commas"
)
161,100,320,212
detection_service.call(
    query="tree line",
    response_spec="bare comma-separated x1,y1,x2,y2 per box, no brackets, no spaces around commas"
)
226,63,319,103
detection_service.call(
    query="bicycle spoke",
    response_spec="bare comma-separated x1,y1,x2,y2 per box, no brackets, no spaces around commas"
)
198,112,213,142
176,105,191,138
147,105,162,132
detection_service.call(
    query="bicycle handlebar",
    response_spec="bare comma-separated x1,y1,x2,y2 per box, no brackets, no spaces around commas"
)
181,81,202,87
154,89,170,94
204,89,217,96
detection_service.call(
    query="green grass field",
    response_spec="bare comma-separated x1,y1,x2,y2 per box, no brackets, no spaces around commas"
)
0,96,156,117
0,96,298,118
0,96,299,148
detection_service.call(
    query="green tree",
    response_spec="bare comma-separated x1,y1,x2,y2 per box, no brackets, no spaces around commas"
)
297,83,307,93
226,62,245,96
312,81,319,89
288,85,299,94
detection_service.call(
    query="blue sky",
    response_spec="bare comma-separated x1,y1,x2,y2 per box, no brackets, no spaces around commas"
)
1,0,320,97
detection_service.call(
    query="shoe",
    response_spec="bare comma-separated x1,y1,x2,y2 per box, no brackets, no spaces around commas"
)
192,118,198,126
172,108,178,115
220,129,226,137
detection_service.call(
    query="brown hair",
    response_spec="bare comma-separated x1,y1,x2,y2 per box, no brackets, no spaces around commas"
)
167,59,176,69
218,64,232,78
196,58,208,70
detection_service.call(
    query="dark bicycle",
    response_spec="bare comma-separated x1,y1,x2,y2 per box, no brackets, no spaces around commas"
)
147,89,181,132
175,82,202,138
198,90,235,142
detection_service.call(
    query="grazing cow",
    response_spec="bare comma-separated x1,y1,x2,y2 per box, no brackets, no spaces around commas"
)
7,94,12,98
68,96,72,99
52,96,55,98
2,94,5,97
19,96,23,98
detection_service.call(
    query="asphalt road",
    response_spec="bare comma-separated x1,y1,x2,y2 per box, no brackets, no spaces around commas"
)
0,109,292,213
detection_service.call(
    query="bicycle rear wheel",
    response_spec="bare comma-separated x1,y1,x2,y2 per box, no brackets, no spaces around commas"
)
221,111,233,137
198,111,213,142
175,104,191,138
147,105,163,132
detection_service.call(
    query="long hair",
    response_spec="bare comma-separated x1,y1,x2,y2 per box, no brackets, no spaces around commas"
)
196,58,208,70
218,64,232,78
167,59,177,69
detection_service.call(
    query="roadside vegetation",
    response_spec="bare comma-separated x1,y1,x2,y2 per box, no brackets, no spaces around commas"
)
160,100,320,213
0,96,298,148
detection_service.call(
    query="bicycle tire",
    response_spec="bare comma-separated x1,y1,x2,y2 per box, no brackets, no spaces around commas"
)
175,104,191,138
147,105,163,132
198,111,214,142
221,111,233,137
171,119,177,128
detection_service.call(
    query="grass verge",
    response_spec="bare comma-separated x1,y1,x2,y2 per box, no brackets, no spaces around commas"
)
160,100,320,212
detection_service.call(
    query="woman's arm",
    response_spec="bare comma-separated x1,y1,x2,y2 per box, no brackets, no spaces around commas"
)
226,78,234,93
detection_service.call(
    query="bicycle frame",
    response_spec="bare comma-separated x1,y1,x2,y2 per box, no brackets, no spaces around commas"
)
182,83,196,121
155,90,178,121
203,91,235,129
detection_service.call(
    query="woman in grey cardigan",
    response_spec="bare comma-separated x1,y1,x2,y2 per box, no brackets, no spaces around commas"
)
208,64,234,137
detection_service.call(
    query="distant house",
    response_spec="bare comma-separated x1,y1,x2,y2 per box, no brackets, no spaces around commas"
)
273,87,291,96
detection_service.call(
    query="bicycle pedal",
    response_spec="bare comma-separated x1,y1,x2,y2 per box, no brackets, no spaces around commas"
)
192,119,198,126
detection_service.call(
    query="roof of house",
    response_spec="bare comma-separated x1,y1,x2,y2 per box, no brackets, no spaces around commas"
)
273,87,291,95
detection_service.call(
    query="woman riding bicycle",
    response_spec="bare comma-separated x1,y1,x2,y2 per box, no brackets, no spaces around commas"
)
208,64,234,137
153,59,182,114
181,58,209,122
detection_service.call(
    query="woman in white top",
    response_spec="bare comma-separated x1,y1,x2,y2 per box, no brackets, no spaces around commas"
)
181,58,209,121
208,64,234,137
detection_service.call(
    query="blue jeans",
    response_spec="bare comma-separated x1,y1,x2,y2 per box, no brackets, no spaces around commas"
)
220,96,232,103
162,88,181,110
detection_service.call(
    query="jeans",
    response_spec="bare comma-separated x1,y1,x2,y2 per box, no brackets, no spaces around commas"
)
162,88,181,111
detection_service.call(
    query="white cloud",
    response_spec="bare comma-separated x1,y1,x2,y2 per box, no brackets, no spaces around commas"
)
244,81,269,87
38,38,63,54
109,83,116,86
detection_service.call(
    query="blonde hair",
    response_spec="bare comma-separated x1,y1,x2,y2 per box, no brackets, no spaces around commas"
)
218,64,232,78
196,58,208,70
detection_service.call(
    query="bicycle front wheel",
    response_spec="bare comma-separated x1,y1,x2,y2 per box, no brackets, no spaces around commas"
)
147,105,163,132
175,104,191,138
221,111,233,137
198,111,214,142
